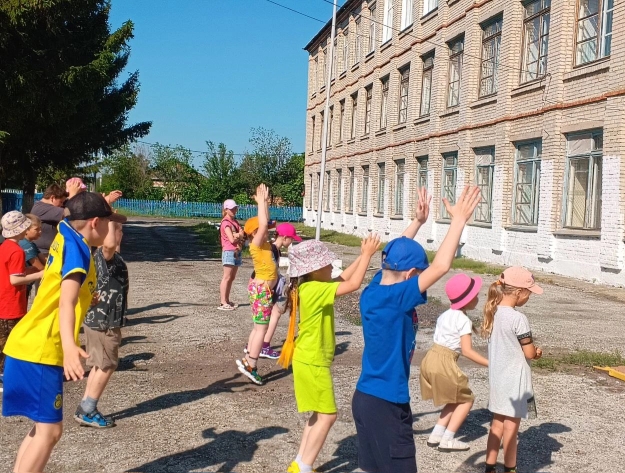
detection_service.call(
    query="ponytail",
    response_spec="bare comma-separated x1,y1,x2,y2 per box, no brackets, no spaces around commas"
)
481,281,504,338
277,277,300,369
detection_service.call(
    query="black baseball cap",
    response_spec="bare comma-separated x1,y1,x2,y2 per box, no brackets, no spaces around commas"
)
64,192,127,223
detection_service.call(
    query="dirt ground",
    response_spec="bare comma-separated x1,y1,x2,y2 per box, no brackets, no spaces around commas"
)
1,218,624,473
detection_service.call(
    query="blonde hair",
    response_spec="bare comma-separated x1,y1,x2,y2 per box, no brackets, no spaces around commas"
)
481,280,520,338
25,214,41,226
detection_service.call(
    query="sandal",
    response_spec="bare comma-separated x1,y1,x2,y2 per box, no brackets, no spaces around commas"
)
218,303,235,311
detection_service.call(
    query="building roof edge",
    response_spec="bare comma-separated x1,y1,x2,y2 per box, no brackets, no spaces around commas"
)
303,0,361,52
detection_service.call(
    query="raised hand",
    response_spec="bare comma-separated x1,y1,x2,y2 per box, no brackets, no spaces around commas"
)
66,179,84,198
415,187,432,224
361,233,381,257
105,190,123,205
254,184,269,204
442,186,481,223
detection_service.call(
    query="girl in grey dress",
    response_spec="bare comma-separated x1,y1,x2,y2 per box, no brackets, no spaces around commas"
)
481,267,544,473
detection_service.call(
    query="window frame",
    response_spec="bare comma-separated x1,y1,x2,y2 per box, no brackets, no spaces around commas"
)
423,0,439,16
308,174,314,208
355,16,362,65
377,162,386,214
360,165,370,213
310,115,316,152
315,172,321,210
369,3,377,53
447,36,464,109
474,147,495,223
319,110,324,150
563,131,603,229
364,85,373,135
441,153,458,219
520,0,550,84
512,140,542,226
328,106,334,147
394,159,406,216
347,167,355,212
401,0,413,31
338,100,345,143
324,170,331,211
479,17,502,98
575,0,614,66
335,168,343,211
350,92,358,139
420,53,434,117
342,28,349,73
380,76,389,129
398,65,410,124
382,0,393,44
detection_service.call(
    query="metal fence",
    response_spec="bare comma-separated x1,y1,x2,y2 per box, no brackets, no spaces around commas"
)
1,192,303,222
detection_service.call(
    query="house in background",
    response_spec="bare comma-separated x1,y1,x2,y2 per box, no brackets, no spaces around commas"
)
303,0,624,285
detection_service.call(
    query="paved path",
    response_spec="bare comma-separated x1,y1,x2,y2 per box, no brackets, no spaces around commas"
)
0,218,623,472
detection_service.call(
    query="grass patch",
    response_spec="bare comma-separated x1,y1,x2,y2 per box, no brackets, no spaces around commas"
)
191,223,251,257
534,350,625,371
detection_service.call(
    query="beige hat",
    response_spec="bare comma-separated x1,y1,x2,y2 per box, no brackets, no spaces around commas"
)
500,266,543,294
1,211,32,238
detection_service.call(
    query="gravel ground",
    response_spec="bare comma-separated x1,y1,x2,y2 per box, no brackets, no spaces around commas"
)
1,218,623,473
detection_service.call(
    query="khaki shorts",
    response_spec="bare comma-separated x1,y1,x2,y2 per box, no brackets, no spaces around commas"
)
420,343,475,406
84,326,122,371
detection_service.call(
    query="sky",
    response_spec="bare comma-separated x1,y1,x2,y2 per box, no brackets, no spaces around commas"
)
108,1,342,164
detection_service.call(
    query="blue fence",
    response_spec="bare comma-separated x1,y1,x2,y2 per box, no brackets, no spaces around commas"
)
2,192,43,214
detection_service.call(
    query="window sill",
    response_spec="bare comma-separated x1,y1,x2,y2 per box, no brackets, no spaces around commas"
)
320,86,326,93
365,50,375,63
375,129,387,137
373,213,385,218
345,211,354,215
468,221,492,229
393,123,407,132
361,134,370,141
414,115,431,126
311,93,317,99
553,228,601,239
440,108,460,118
511,79,546,97
470,95,497,109
565,57,610,82
358,211,368,217
447,0,461,5
351,62,360,73
390,215,404,220
399,25,413,39
335,141,343,148
380,40,393,52
505,225,538,233
421,8,439,24
339,71,347,80
347,138,356,144
435,219,450,225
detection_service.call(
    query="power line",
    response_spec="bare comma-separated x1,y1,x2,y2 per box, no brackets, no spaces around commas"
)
263,0,326,23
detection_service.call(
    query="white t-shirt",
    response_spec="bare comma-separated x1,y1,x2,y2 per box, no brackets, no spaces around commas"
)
432,308,473,353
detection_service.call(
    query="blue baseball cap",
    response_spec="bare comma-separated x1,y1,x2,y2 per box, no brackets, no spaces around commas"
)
381,236,429,271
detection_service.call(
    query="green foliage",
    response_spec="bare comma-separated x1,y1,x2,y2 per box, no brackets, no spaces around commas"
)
534,350,625,371
274,153,305,206
151,144,202,201
201,141,242,203
99,145,154,198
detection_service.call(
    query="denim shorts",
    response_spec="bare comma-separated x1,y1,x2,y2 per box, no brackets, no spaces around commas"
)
222,250,242,267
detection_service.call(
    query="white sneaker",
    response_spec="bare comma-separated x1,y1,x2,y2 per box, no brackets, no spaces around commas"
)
427,435,442,447
438,438,470,452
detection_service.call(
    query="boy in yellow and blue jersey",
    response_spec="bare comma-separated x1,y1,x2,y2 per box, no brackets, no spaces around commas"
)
2,192,126,473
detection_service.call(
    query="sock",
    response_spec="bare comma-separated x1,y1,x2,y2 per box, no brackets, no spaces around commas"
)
504,466,517,472
80,396,98,414
441,429,456,444
299,463,313,473
295,455,302,464
430,423,447,438
485,464,497,473
246,355,258,368
262,341,270,349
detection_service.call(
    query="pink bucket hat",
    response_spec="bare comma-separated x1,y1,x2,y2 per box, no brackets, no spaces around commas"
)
276,223,302,242
66,177,87,190
445,273,483,310
500,266,543,294
288,239,337,277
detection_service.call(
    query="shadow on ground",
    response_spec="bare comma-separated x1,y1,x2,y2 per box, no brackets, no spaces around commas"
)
126,426,288,472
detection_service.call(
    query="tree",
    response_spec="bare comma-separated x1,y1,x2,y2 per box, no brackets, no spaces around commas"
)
201,141,244,203
0,0,151,211
151,144,203,202
100,145,154,199
274,153,305,207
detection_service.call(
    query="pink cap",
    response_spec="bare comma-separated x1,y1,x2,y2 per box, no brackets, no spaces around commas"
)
67,177,87,190
223,199,238,210
276,223,302,242
445,274,482,310
500,266,543,294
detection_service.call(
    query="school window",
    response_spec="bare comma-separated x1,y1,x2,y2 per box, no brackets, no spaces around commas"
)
441,153,458,219
423,0,438,16
355,16,362,65
474,147,495,223
350,93,358,139
315,172,321,210
310,116,316,152
564,131,603,229
377,163,386,214
339,100,345,143
382,0,393,43
420,53,434,117
342,29,349,73
576,0,613,65
380,76,389,129
324,171,331,211
319,111,324,150
313,56,318,92
335,169,343,211
347,167,355,212
364,86,373,135
332,38,338,80
401,0,413,31
328,106,334,146
398,65,410,124
479,17,502,98
322,48,328,86
447,37,464,108
369,4,377,53
521,0,550,83
360,166,370,212
308,174,314,208
395,159,405,216
417,156,428,190
513,141,542,226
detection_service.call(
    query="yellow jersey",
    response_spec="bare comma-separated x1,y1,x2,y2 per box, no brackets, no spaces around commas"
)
3,220,97,367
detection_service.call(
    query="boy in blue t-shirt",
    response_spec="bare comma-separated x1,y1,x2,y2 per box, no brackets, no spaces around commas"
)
353,186,481,473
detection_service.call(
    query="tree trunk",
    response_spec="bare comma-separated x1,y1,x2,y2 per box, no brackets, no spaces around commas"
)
22,169,36,213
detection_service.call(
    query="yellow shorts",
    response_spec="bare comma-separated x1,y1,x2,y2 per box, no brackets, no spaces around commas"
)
293,360,337,414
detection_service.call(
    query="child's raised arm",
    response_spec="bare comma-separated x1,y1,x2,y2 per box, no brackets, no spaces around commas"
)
418,186,481,293
252,184,270,248
336,234,380,296
402,187,431,239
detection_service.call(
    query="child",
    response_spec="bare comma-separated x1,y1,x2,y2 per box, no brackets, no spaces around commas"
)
352,186,481,473
19,214,47,301
420,273,489,452
219,199,244,310
236,184,278,385
74,218,129,429
482,266,543,473
283,234,381,473
0,212,44,391
2,192,125,473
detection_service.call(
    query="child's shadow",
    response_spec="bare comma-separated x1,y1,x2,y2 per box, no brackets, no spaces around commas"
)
459,422,571,473
315,434,359,473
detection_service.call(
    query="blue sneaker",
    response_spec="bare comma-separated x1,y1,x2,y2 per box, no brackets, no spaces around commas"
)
73,407,115,428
